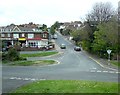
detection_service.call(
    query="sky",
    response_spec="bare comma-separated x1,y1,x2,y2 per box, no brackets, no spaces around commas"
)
0,0,119,27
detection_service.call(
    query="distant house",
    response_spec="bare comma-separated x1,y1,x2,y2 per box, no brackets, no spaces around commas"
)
59,21,82,31
0,23,50,51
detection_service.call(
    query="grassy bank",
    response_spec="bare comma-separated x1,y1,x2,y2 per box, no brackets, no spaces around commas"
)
12,80,118,93
3,60,56,66
110,60,120,67
20,51,58,57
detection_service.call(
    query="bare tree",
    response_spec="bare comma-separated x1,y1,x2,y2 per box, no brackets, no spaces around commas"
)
86,2,115,23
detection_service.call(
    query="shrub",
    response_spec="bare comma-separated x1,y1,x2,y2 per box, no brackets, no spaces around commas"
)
2,47,26,62
6,48,20,61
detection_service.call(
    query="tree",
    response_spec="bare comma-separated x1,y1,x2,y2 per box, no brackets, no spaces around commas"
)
92,16,119,58
39,24,48,31
50,21,61,35
82,2,117,54
50,25,55,35
53,21,60,30
71,30,81,45
86,2,115,24
92,24,108,57
61,29,71,36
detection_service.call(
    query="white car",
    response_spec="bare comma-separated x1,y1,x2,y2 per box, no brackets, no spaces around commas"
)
60,44,66,49
53,34,57,39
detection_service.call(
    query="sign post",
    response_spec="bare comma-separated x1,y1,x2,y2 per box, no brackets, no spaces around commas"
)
107,49,112,65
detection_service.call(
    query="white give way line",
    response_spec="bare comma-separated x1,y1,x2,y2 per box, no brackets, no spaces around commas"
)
89,70,119,74
9,77,46,81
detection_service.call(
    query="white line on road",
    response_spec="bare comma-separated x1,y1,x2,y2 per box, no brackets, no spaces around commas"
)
103,71,108,73
115,72,120,74
109,71,114,73
92,68,97,70
23,78,30,81
10,77,17,80
90,70,119,74
17,77,22,80
90,70,96,72
9,77,46,81
30,78,36,81
97,70,102,72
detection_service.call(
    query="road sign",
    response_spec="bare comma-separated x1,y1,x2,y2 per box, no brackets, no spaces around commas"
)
107,49,112,62
107,49,112,54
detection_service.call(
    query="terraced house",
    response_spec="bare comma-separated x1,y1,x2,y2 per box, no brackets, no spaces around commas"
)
0,23,50,51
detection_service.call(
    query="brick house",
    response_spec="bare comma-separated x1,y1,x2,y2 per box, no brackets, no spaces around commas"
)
0,23,50,51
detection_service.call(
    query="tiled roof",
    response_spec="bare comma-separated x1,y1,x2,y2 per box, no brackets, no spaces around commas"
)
0,23,43,33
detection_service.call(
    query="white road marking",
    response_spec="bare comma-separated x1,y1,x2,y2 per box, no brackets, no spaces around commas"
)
115,72,120,74
109,71,114,73
9,77,46,81
97,70,101,72
23,78,30,81
17,77,22,80
30,78,36,81
92,68,97,69
90,70,96,72
10,77,17,79
89,70,119,74
103,71,108,73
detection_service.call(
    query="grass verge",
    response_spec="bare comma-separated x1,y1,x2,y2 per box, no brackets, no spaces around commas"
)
12,80,118,93
20,51,58,57
110,60,120,67
4,60,56,66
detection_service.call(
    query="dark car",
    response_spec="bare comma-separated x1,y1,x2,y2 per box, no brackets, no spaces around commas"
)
60,44,66,49
74,46,81,51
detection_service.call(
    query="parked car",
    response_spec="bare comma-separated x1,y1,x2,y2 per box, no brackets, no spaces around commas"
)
53,34,57,39
74,46,81,51
47,44,55,49
60,44,66,49
2,47,6,52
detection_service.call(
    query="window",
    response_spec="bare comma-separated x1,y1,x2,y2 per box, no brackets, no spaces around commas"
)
8,33,10,37
28,42,38,47
13,34,19,38
28,34,34,38
43,33,47,38
22,33,25,37
1,34,5,37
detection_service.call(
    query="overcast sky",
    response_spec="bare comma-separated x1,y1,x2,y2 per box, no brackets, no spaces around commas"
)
0,0,119,27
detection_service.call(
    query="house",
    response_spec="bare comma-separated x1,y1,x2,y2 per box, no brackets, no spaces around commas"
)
58,21,82,35
0,23,51,51
59,21,82,30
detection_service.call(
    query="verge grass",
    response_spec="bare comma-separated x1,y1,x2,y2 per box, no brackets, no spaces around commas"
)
12,80,118,93
110,60,120,67
20,51,58,57
3,60,56,66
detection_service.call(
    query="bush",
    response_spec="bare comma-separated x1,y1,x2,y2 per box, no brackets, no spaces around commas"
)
6,48,20,61
2,47,26,62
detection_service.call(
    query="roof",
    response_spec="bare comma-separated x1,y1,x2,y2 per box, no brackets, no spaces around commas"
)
0,24,43,33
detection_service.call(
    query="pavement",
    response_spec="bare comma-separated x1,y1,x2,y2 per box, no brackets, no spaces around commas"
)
83,51,118,71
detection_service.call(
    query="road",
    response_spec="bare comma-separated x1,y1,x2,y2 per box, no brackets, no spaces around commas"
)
2,32,119,93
